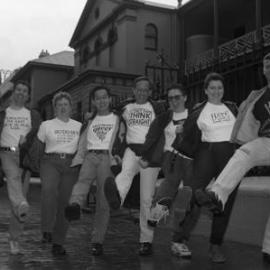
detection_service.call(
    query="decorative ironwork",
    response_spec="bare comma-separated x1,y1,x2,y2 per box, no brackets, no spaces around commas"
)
185,24,270,75
145,51,180,99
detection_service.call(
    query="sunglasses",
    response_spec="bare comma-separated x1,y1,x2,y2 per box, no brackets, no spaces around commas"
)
168,95,183,102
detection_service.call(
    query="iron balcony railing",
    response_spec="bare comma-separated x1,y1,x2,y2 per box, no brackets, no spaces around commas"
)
185,24,270,74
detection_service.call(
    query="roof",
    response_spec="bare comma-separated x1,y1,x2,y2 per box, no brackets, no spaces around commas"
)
69,0,175,48
11,51,74,82
32,51,74,66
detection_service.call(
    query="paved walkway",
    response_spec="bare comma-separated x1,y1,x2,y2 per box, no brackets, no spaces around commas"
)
0,183,269,270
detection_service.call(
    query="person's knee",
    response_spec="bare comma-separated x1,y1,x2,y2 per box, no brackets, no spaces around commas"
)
234,147,251,160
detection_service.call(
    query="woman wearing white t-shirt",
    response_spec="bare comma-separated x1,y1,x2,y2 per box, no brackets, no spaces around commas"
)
171,73,239,263
37,92,81,256
138,84,193,257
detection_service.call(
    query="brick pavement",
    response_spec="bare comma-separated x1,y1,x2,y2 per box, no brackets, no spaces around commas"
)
0,183,269,270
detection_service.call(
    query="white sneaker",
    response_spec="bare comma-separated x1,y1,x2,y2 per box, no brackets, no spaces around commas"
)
18,201,29,222
171,242,192,258
9,240,21,255
147,203,169,227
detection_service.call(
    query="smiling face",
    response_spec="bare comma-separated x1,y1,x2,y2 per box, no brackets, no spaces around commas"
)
11,83,30,106
205,80,224,105
167,88,187,112
54,97,72,119
133,80,151,104
92,88,111,114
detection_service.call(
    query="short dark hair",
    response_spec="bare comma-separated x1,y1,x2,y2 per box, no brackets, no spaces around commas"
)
90,85,111,100
203,72,224,89
264,52,270,61
13,80,31,96
166,83,187,97
134,75,152,89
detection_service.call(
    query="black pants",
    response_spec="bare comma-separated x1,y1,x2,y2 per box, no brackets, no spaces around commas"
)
173,141,238,245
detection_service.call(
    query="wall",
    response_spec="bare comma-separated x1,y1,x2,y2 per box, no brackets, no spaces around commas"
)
31,68,72,108
74,3,177,76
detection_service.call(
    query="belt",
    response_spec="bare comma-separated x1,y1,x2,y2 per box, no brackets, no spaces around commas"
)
88,149,109,154
45,152,74,159
0,146,17,152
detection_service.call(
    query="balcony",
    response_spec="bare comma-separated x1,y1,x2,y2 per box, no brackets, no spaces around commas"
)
185,24,270,75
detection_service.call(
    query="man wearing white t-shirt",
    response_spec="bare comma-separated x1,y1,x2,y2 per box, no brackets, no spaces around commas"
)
0,81,41,254
104,76,165,256
65,86,123,256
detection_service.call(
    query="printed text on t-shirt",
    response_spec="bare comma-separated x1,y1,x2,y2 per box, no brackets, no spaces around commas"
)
92,124,113,141
4,116,30,130
127,108,153,127
54,129,80,144
211,111,231,123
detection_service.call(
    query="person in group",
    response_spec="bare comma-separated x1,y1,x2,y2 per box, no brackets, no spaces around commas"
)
65,86,124,256
168,72,239,262
138,83,193,258
104,75,164,256
0,80,41,255
195,53,270,263
37,92,81,256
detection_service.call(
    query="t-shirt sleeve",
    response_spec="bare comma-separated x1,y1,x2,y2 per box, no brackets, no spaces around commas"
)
37,122,46,143
122,105,128,121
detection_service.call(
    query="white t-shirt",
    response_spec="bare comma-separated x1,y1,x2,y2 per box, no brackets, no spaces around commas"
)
0,107,31,147
164,109,188,152
123,102,155,144
87,113,117,150
197,102,236,142
38,118,82,154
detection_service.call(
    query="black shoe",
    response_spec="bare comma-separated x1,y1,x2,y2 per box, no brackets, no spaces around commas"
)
52,244,66,256
41,232,52,243
65,203,81,221
91,243,103,256
104,177,121,210
139,242,152,256
263,252,270,263
195,189,223,214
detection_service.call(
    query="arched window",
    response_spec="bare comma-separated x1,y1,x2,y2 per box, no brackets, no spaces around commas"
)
107,27,118,45
94,37,103,53
144,23,158,51
82,46,90,63
94,37,103,66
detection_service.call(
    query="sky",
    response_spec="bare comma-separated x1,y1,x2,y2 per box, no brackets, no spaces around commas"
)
0,0,184,71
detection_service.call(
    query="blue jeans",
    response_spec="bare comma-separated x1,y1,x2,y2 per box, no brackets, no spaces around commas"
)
0,151,30,240
70,151,112,243
40,154,78,245
153,151,193,205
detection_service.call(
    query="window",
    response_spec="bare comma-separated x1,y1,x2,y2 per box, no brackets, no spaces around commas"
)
107,27,118,45
94,37,103,66
82,46,90,64
144,23,158,51
95,7,100,20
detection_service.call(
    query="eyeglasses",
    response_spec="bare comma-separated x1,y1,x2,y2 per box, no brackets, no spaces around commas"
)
168,95,183,102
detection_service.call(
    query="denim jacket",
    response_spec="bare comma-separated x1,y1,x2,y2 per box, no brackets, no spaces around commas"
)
230,86,268,145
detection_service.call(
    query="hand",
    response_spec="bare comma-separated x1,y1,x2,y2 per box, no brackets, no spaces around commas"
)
113,155,122,165
19,135,26,145
139,158,149,169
